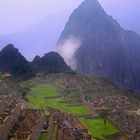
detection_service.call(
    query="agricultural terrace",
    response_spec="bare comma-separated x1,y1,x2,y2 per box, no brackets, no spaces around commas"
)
80,118,119,139
27,83,119,139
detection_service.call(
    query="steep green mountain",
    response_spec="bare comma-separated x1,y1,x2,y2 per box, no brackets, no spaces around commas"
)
32,52,73,74
0,44,34,80
57,0,140,92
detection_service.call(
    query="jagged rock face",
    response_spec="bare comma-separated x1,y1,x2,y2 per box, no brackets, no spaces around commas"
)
32,52,73,74
0,44,34,79
57,0,140,91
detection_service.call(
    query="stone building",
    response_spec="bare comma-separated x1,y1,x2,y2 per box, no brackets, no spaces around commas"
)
0,101,21,140
9,109,45,140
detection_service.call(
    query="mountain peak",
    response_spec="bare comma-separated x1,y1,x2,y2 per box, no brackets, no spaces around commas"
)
0,45,33,79
32,52,73,74
57,0,140,92
5,44,14,48
1,44,17,52
83,0,100,5
44,51,61,58
57,0,107,42
75,0,104,14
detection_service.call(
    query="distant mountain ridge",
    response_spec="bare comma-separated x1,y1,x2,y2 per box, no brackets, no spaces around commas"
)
0,44,34,80
57,0,140,92
0,45,73,79
32,52,73,74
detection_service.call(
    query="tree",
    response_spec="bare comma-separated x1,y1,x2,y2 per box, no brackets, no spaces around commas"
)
20,87,30,100
64,85,70,97
84,95,91,101
100,109,110,128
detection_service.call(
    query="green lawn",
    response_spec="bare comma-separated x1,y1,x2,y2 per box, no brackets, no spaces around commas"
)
39,133,47,140
50,124,58,140
32,84,59,97
80,118,119,139
27,84,90,115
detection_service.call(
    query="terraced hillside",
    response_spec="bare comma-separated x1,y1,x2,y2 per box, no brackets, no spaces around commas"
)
21,74,129,140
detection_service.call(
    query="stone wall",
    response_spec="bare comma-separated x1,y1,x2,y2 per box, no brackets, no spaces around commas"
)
0,103,21,140
29,114,45,140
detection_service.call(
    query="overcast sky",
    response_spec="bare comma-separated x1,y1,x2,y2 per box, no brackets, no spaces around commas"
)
0,0,140,60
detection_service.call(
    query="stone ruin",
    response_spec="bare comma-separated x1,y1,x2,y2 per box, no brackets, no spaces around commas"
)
46,108,92,140
0,95,21,140
109,111,140,139
9,109,45,140
0,94,45,140
83,95,134,113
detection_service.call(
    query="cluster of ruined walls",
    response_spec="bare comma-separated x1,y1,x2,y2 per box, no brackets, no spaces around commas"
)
0,104,21,140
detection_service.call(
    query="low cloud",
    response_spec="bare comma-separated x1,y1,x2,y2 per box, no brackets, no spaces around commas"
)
57,36,81,70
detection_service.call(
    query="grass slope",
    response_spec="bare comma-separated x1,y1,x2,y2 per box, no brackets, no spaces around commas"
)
39,133,47,140
27,84,90,115
80,118,119,139
50,124,58,140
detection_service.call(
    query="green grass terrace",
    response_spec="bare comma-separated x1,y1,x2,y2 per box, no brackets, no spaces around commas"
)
27,84,90,115
27,83,119,140
80,118,119,139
